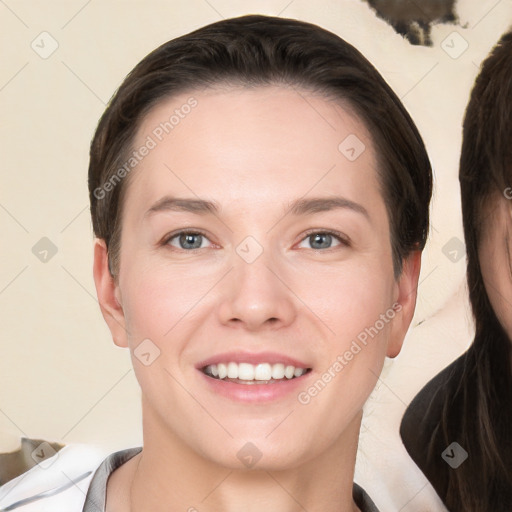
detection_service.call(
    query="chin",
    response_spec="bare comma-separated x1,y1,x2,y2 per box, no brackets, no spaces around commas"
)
211,447,309,472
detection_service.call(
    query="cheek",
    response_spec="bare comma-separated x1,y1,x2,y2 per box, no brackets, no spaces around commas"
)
318,267,395,391
307,262,396,343
120,262,210,345
482,267,512,339
480,235,512,337
119,267,203,409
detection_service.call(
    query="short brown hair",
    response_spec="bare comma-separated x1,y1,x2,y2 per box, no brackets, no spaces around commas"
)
88,14,432,277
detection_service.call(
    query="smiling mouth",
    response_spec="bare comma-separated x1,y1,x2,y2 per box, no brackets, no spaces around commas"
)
202,362,312,384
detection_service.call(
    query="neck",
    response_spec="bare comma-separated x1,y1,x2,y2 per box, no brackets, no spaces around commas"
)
126,407,362,512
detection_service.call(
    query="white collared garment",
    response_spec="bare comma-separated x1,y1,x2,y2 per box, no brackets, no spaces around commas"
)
0,446,380,512
0,444,107,511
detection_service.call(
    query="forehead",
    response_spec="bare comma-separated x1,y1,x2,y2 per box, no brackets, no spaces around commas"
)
125,85,382,217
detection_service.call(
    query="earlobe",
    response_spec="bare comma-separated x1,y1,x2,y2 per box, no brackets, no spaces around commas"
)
387,250,422,358
92,239,129,348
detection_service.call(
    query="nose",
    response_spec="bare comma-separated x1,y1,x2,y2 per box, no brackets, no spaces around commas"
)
217,250,297,331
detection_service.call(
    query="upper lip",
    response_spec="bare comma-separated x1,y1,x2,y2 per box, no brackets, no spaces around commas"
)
195,351,311,370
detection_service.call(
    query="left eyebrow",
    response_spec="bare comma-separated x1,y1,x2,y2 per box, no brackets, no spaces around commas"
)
287,196,370,220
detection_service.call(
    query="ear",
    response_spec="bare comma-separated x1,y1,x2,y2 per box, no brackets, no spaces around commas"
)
387,250,422,358
92,238,129,348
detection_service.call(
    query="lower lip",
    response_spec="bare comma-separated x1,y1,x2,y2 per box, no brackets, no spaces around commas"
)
198,370,312,402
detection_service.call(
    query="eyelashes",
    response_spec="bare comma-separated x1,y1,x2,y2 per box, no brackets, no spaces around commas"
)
162,230,212,251
299,228,351,250
160,229,351,252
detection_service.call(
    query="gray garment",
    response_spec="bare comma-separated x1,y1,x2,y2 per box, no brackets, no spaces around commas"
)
82,447,379,512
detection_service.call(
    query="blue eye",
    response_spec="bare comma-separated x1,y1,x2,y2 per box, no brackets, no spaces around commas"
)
162,229,349,252
166,231,211,250
297,230,348,250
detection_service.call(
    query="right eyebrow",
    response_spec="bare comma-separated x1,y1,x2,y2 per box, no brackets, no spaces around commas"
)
144,196,220,218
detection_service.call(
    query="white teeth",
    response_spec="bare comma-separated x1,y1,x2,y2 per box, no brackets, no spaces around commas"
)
271,363,285,379
284,365,295,379
217,363,227,379
238,363,255,380
254,363,272,380
227,362,238,379
203,362,308,381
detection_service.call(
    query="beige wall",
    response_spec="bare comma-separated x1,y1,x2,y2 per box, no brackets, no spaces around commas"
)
1,0,511,509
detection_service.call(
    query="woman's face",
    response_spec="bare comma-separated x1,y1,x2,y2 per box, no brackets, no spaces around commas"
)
479,195,512,344
95,85,419,470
